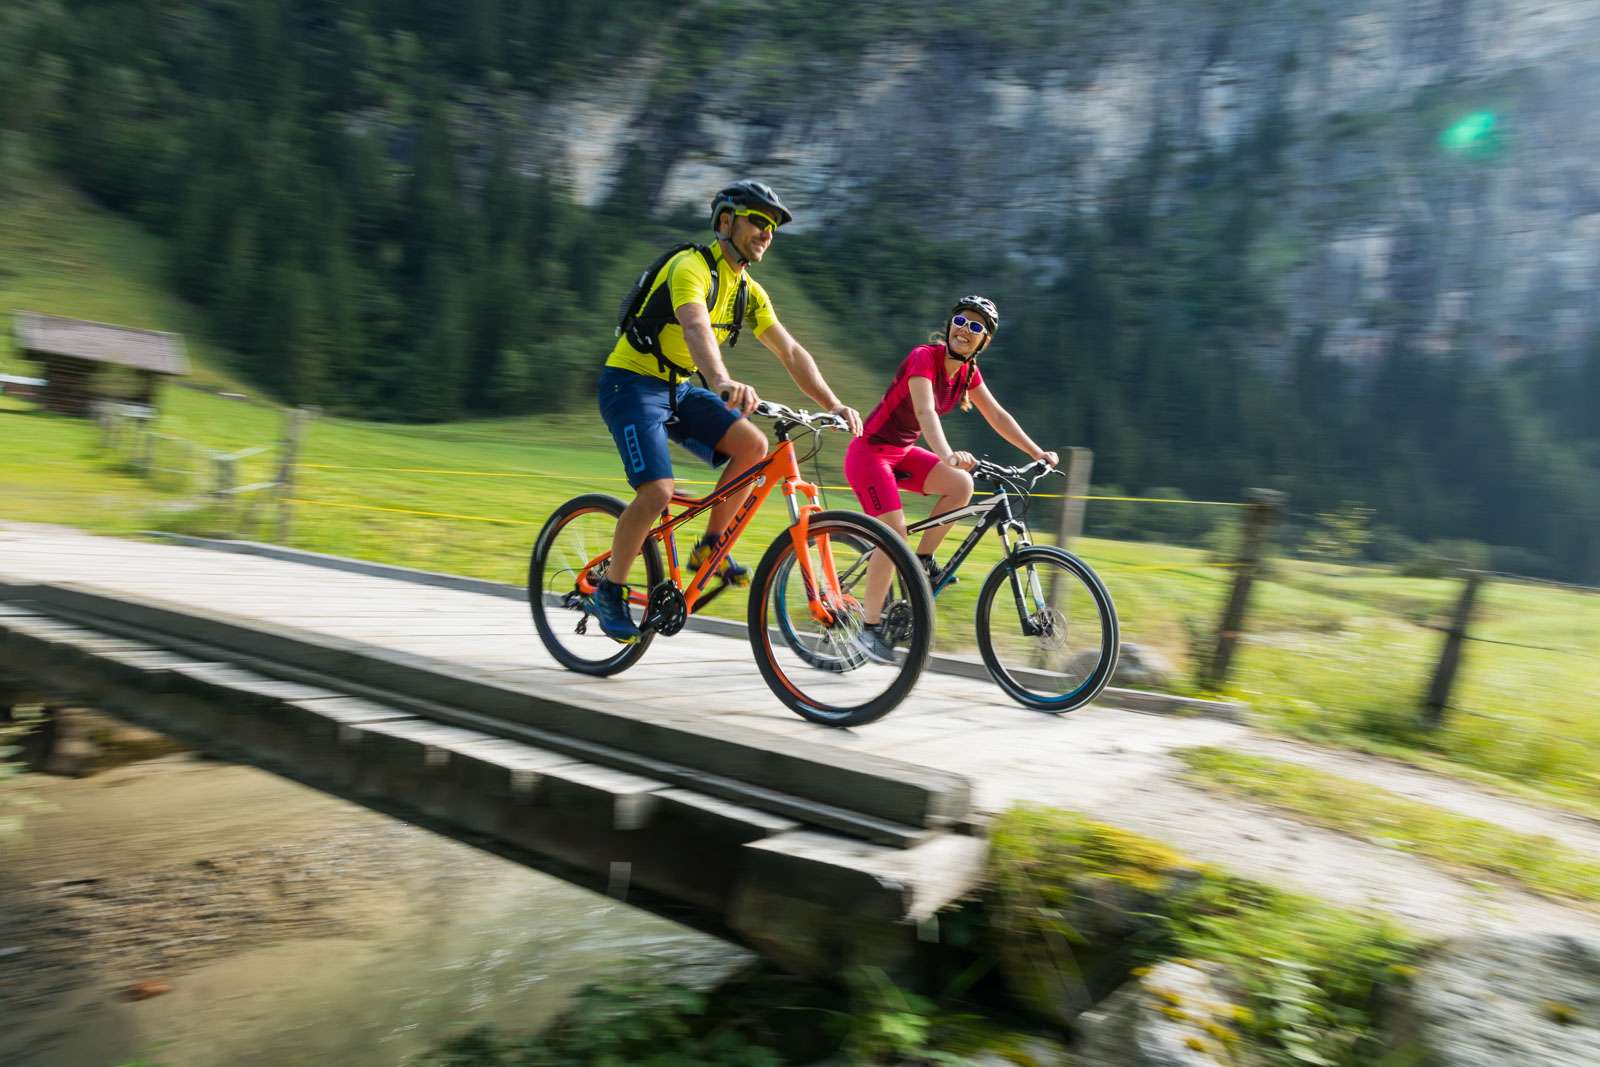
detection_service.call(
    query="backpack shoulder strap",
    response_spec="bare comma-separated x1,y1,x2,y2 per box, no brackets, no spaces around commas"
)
728,276,749,349
691,243,748,349
695,244,721,311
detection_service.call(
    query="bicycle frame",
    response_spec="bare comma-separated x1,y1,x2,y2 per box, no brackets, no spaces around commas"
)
907,491,1029,592
903,476,1054,637
573,434,845,623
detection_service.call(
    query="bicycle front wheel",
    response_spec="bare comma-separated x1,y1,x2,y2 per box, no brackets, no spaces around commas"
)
749,511,934,727
976,546,1119,712
529,493,663,676
768,531,923,673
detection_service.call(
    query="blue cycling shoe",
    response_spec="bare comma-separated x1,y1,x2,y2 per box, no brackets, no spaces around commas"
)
586,578,641,643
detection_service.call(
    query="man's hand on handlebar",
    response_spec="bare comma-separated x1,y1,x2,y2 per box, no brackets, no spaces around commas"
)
714,380,760,416
1036,450,1060,467
829,403,863,437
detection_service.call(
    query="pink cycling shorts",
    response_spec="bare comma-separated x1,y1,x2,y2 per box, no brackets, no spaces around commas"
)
844,437,943,517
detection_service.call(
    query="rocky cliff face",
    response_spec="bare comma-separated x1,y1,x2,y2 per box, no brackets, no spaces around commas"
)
495,0,1600,369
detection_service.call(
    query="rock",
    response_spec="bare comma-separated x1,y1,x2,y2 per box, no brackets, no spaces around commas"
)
1381,932,1600,1067
956,1032,1073,1067
1073,960,1242,1067
28,706,190,777
991,825,1207,1026
123,978,173,1001
1071,642,1175,690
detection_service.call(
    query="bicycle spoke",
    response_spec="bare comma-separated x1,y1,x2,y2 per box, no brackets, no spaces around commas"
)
529,495,659,676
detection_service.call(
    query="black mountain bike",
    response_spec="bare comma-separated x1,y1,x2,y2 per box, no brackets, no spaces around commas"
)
774,458,1118,712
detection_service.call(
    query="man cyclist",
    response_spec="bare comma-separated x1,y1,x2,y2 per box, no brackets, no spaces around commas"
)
589,180,864,642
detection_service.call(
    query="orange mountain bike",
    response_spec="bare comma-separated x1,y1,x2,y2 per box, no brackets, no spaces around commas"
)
528,400,935,727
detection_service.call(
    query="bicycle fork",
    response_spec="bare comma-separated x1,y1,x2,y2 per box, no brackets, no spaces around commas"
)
1000,520,1052,638
782,481,847,626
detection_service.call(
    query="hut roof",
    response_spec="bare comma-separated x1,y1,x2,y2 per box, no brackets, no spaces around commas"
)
12,311,190,376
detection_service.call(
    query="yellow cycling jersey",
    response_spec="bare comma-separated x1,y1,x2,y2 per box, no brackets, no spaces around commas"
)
605,244,779,381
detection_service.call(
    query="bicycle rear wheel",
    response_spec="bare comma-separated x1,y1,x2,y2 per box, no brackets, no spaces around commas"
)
975,545,1118,712
749,511,934,727
529,493,663,676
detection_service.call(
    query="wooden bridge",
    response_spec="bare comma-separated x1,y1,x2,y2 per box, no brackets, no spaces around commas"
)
0,522,1237,975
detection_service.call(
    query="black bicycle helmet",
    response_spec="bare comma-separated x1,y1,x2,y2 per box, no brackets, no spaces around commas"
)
952,295,999,334
710,179,794,230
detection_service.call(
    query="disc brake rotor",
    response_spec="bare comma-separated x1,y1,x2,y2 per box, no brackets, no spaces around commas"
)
1030,606,1069,651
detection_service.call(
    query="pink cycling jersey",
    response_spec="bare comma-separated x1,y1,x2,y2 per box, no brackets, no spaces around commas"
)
861,344,983,447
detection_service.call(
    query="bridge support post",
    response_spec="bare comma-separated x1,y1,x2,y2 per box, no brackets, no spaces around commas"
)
726,831,988,984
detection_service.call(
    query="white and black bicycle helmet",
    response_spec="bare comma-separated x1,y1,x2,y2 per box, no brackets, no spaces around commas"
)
952,295,1000,334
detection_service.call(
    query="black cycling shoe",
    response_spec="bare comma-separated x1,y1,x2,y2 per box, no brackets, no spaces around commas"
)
854,624,897,665
919,554,957,587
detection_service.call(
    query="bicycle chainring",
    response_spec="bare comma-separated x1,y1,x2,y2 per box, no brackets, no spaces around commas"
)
882,599,914,646
647,582,688,636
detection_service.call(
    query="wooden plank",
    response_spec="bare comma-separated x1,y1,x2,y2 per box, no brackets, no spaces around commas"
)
739,829,988,922
448,737,582,799
655,788,801,844
540,762,671,831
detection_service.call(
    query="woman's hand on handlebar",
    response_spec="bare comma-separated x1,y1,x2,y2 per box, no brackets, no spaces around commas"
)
1035,450,1060,467
715,380,760,416
945,451,977,471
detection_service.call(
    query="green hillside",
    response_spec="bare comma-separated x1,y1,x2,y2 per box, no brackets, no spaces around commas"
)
0,176,255,394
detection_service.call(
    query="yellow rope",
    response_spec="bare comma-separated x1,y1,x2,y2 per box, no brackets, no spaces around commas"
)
296,463,1245,505
285,498,541,524
297,462,723,487
1108,561,1244,571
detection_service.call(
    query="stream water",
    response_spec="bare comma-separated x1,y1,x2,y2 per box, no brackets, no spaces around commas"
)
0,752,750,1067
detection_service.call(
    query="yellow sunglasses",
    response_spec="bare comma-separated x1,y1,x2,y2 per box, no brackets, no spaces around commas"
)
734,207,779,233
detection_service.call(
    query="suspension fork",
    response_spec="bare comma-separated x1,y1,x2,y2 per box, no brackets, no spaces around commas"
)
1000,519,1045,636
783,479,839,624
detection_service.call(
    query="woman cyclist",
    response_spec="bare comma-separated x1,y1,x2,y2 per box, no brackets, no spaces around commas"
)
844,295,1058,661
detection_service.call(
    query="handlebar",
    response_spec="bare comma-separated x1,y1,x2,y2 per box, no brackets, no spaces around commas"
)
970,456,1059,487
721,391,850,432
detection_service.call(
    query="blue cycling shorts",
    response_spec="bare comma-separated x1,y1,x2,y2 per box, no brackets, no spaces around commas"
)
597,366,744,487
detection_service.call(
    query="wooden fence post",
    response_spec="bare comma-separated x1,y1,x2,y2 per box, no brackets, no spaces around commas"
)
1421,569,1483,730
1036,448,1095,672
1200,488,1285,691
274,407,307,542
212,450,236,499
1054,446,1094,549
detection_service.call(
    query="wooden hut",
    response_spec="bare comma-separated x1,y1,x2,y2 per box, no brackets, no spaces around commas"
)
11,311,190,417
